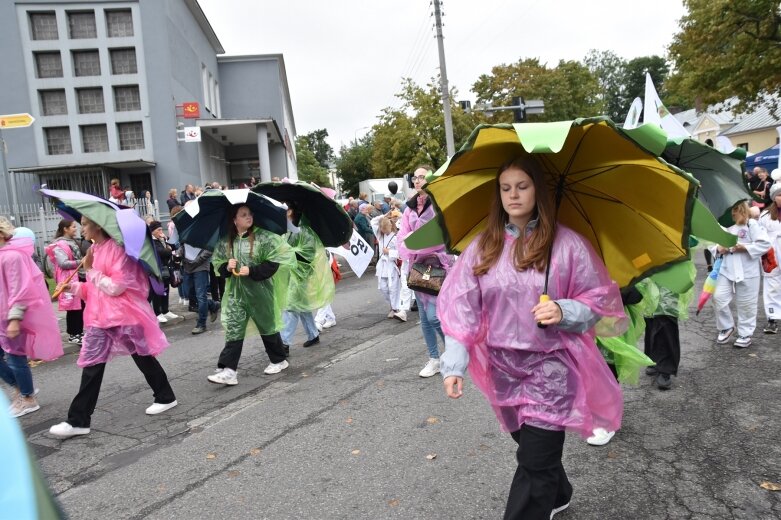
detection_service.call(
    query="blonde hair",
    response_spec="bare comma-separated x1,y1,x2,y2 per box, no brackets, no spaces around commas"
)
379,217,393,236
0,216,14,238
731,201,750,225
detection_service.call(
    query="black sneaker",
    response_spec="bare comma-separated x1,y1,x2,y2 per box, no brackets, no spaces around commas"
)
68,334,82,345
303,336,320,348
764,320,777,334
645,366,658,376
410,300,418,312
191,326,206,335
656,373,672,390
210,302,221,323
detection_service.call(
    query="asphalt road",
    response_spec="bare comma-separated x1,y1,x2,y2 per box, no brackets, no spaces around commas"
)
13,260,781,519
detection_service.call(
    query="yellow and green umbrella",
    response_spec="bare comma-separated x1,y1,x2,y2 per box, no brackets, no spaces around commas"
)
406,117,734,288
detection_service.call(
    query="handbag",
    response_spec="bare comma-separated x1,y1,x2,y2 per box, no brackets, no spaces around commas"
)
407,256,446,296
168,266,182,288
762,247,778,273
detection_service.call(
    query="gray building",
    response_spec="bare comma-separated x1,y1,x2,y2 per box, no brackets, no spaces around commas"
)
0,0,297,216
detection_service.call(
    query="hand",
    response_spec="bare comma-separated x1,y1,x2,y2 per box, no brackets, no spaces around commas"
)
227,258,238,270
56,282,71,293
238,265,250,276
716,246,729,255
6,319,20,339
383,247,389,255
532,299,563,326
444,376,463,399
83,247,93,271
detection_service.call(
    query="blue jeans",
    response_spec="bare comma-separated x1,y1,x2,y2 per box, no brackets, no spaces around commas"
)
184,270,219,327
0,350,34,396
417,294,444,359
281,310,319,345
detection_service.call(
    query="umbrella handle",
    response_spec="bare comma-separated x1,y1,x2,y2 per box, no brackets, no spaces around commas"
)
232,268,242,276
537,294,550,329
51,258,86,300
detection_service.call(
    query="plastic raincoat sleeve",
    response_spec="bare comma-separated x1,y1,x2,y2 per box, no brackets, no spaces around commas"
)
76,253,135,298
285,224,335,312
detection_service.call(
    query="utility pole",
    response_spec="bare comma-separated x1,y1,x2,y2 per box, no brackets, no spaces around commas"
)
433,0,455,157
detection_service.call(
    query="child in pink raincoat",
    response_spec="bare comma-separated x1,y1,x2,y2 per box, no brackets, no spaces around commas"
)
45,219,85,344
48,216,177,440
0,217,63,418
438,156,626,520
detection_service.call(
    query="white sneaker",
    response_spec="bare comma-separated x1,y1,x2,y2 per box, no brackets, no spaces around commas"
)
322,319,336,329
315,321,323,332
393,310,407,322
419,358,440,378
163,311,180,320
207,368,238,385
49,422,90,439
586,428,615,446
716,327,734,344
157,314,168,323
145,400,178,415
264,360,289,375
387,310,396,318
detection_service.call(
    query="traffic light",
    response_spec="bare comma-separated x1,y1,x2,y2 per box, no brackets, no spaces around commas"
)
512,96,525,123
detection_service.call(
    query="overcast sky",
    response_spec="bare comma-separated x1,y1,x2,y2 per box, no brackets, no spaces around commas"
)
198,0,688,153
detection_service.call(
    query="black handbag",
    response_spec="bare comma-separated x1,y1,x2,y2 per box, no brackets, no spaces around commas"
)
407,256,446,296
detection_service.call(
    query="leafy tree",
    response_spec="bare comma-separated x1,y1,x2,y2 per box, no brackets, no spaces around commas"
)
584,49,627,121
297,129,334,169
295,143,331,187
668,0,781,114
335,133,374,197
623,56,670,104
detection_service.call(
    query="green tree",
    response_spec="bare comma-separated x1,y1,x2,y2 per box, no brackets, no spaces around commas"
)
584,49,627,121
295,143,331,187
668,0,781,114
335,133,374,197
622,56,670,104
297,129,335,169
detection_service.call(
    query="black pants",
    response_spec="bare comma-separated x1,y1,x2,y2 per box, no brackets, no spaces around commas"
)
504,425,572,520
209,264,225,302
65,304,84,336
643,316,680,376
216,332,287,370
149,283,170,315
67,354,176,428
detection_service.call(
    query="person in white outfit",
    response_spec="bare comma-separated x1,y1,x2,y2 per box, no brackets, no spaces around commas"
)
315,251,338,331
711,201,771,348
759,181,781,334
371,214,406,322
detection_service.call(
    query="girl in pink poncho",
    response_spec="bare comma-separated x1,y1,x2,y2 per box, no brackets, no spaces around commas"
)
45,219,85,344
0,217,63,418
48,216,177,440
438,156,626,520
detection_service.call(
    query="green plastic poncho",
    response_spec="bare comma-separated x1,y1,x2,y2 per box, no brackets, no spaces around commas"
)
213,226,296,341
640,260,696,320
285,222,335,312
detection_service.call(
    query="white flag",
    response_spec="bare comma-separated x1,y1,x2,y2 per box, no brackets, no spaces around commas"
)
623,97,643,129
327,229,373,278
643,73,690,138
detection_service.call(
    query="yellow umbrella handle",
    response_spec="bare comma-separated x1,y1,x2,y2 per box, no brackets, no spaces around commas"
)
537,294,550,329
51,257,86,300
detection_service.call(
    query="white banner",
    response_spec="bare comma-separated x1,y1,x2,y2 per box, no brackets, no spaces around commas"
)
643,73,690,138
623,97,643,129
327,229,373,278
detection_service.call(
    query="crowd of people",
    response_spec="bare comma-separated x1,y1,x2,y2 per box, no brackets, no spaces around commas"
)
3,164,780,520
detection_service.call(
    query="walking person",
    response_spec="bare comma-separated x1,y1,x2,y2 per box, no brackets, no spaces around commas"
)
711,201,771,348
438,157,625,519
207,205,295,385
148,221,179,323
45,219,85,344
398,166,454,378
0,217,64,418
48,216,177,439
178,240,220,334
371,213,405,321
759,182,781,333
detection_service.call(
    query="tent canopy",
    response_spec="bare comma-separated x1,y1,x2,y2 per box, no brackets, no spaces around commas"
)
746,143,779,171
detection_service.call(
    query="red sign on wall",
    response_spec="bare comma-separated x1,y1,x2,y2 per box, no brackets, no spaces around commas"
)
182,102,200,119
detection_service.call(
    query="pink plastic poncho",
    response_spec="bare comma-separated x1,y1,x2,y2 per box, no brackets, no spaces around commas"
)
45,239,82,311
397,196,454,307
0,238,63,361
438,226,627,437
70,238,168,367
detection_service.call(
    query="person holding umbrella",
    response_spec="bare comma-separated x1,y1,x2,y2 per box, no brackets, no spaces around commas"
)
48,215,177,439
207,204,295,385
438,156,626,519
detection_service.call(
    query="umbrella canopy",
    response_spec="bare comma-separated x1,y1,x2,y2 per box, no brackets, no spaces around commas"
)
173,189,287,250
251,180,353,247
39,188,162,278
746,143,779,172
410,118,706,288
662,137,751,226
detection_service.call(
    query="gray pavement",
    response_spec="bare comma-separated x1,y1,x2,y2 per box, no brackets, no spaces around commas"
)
13,260,781,519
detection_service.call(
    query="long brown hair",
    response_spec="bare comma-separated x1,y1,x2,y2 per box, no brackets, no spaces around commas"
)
54,218,75,238
473,155,556,276
227,204,254,258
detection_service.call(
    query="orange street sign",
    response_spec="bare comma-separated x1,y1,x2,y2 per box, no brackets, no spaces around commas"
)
0,113,35,129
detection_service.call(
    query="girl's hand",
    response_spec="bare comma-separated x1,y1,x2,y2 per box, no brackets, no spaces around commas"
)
6,319,20,339
444,376,463,399
238,266,250,276
716,245,729,255
532,299,563,326
227,258,238,270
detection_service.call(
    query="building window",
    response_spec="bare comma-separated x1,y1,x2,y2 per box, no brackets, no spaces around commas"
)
45,127,72,155
39,90,67,116
110,48,137,75
113,85,140,111
118,122,144,150
29,12,58,40
202,65,210,111
76,88,104,114
72,50,101,77
68,11,97,39
106,9,133,37
81,125,109,153
34,52,63,78
738,142,749,150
